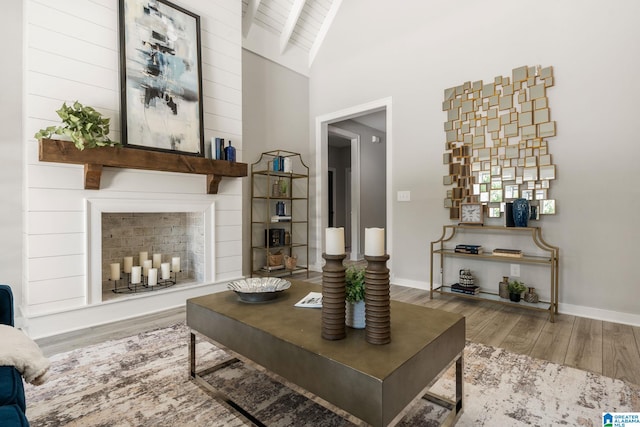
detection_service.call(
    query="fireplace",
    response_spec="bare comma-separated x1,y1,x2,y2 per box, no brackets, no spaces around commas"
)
87,199,215,304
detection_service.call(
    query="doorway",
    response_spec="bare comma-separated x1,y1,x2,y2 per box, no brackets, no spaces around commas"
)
315,97,392,266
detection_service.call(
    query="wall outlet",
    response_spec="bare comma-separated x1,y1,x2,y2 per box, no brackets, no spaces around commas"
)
397,190,411,202
510,264,520,277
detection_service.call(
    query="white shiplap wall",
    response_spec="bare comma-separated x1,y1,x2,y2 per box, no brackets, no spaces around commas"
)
24,0,243,338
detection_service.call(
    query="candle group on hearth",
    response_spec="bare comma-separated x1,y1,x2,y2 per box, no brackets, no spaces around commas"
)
111,252,181,281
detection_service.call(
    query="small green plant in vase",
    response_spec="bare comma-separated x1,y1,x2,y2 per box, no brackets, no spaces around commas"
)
508,280,527,302
35,101,120,150
345,265,365,328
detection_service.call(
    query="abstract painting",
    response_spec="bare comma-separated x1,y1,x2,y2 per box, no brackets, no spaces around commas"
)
119,0,204,156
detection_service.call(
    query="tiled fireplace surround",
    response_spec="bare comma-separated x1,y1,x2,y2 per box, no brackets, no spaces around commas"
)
88,199,215,304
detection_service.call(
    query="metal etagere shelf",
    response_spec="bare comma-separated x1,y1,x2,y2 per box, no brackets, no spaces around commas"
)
250,150,309,278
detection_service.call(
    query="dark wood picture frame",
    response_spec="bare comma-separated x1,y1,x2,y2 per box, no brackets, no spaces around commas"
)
119,0,204,156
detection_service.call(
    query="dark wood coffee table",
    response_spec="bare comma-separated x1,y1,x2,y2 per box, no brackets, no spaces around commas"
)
187,280,465,426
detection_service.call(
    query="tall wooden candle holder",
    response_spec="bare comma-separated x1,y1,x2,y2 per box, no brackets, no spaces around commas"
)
364,254,391,345
321,253,347,340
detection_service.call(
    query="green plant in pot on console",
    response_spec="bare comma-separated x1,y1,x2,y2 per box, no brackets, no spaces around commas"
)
508,280,527,302
345,265,366,329
34,101,120,150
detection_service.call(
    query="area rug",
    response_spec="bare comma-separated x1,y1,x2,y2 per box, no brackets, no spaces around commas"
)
24,322,639,426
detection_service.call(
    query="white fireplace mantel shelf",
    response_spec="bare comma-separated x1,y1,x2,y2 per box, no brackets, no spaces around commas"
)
39,138,248,194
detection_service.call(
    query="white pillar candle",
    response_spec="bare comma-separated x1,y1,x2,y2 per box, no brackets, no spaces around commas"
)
365,227,385,256
161,263,171,280
148,268,158,287
131,266,142,284
110,263,120,281
325,227,345,255
153,253,162,268
143,259,152,277
123,256,133,274
139,251,148,265
171,257,181,272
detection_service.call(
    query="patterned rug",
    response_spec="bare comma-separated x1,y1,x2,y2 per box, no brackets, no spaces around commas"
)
24,322,639,426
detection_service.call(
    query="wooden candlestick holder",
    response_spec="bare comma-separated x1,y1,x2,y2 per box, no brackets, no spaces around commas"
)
364,254,391,345
321,253,347,340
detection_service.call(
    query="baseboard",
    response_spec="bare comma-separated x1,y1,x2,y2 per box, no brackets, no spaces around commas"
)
558,302,640,327
391,277,640,327
24,281,231,340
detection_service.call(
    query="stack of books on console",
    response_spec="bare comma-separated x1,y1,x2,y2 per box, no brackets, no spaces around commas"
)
454,244,483,254
450,283,480,295
492,248,523,258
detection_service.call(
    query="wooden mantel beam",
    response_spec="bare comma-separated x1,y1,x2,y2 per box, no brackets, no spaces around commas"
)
39,139,247,194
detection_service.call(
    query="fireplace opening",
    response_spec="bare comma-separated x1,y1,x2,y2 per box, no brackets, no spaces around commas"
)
101,212,205,300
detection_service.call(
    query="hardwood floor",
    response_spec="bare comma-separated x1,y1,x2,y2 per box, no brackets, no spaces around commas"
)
37,271,640,386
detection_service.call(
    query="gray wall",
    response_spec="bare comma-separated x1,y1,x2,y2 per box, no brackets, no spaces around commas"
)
242,50,310,275
331,120,386,255
308,0,640,322
328,142,350,229
0,2,23,311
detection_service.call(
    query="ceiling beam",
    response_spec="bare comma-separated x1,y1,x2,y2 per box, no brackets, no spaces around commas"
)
279,0,306,54
243,0,263,38
309,0,343,66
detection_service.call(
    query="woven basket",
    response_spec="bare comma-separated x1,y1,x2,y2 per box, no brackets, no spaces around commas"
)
268,251,283,267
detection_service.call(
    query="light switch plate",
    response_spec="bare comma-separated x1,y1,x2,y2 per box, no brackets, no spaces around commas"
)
397,191,411,202
510,264,520,277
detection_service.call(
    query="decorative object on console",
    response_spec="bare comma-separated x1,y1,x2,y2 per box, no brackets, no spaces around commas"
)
512,198,530,227
34,101,119,150
508,280,527,302
450,282,480,295
524,287,539,303
442,65,558,221
499,276,510,299
493,248,524,258
504,202,516,227
458,269,475,286
460,203,484,225
454,244,483,254
119,0,204,156
345,265,366,329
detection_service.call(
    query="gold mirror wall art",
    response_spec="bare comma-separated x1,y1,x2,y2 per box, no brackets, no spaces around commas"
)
442,65,558,220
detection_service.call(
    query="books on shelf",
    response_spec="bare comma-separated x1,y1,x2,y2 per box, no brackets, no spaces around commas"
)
450,283,480,295
492,248,523,258
271,215,292,222
454,244,483,254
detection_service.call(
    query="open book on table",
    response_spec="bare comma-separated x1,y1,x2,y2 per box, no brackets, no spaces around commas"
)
294,292,322,308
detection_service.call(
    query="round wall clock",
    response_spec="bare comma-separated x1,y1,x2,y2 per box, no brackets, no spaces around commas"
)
460,203,484,225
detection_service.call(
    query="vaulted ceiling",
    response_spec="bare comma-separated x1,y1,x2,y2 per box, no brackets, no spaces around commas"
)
241,0,343,75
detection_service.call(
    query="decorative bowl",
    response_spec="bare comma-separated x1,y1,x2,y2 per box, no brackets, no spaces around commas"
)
227,277,291,303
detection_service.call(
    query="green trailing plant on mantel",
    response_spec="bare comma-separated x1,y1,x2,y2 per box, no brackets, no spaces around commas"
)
34,101,120,150
345,265,365,303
